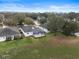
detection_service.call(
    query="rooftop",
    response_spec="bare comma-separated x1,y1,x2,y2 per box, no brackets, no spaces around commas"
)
0,27,20,37
21,25,34,32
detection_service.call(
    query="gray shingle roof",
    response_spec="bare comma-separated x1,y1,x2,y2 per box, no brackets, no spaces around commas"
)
0,28,20,37
33,28,45,34
21,25,33,32
21,25,45,34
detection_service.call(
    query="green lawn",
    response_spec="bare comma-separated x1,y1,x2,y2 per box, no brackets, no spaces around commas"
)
0,34,79,59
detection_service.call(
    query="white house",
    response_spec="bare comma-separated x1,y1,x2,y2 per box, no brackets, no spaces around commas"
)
0,27,21,42
20,25,34,37
20,25,46,37
0,36,6,42
74,32,79,36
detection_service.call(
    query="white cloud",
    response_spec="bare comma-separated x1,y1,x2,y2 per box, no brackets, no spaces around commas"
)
0,3,29,12
0,3,48,12
48,5,79,12
0,0,79,13
0,3,79,13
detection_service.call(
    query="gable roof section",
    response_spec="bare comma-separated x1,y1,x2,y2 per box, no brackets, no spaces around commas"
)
0,28,20,37
21,25,33,32
21,25,45,34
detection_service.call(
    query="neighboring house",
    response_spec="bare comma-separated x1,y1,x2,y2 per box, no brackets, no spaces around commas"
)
0,27,21,42
74,32,79,36
20,25,46,37
20,25,33,37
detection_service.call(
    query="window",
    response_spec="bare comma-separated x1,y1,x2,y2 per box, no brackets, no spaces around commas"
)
27,33,29,34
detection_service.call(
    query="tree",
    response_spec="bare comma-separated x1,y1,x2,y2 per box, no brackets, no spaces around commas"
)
3,18,17,26
39,17,47,24
0,15,3,23
67,12,77,20
3,13,17,26
47,14,65,33
14,13,26,25
13,13,34,25
24,17,34,25
62,21,79,35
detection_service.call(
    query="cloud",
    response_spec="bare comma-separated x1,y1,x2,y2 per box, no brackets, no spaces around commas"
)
0,3,79,13
48,5,79,12
0,3,48,12
0,0,79,13
0,3,29,12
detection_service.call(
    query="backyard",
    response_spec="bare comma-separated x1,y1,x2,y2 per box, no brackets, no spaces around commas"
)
0,34,79,59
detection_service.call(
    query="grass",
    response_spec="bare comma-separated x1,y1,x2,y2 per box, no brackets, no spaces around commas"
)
0,33,79,59
0,37,33,52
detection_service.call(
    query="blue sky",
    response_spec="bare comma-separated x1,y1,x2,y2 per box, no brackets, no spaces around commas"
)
0,0,79,12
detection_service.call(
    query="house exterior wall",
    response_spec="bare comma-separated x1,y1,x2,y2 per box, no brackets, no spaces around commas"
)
24,32,33,37
39,27,49,33
33,33,45,37
11,35,14,40
20,28,33,37
0,34,21,42
0,36,6,42
74,33,79,36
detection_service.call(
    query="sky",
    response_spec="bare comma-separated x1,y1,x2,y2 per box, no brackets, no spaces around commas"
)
0,0,79,13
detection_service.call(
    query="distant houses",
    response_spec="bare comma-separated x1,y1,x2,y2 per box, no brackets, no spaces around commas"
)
20,25,34,37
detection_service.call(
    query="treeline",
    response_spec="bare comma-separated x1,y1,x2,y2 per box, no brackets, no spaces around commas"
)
0,13,34,26
47,14,79,36
0,12,79,36
26,12,79,36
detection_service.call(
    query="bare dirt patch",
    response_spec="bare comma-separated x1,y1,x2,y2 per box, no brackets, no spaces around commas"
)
49,36,79,46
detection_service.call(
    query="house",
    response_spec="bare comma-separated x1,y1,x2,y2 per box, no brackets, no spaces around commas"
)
20,25,33,37
33,28,45,37
20,25,46,37
74,32,79,36
0,27,21,42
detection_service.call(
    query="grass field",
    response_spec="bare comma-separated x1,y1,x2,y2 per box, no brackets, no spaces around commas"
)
0,34,79,59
